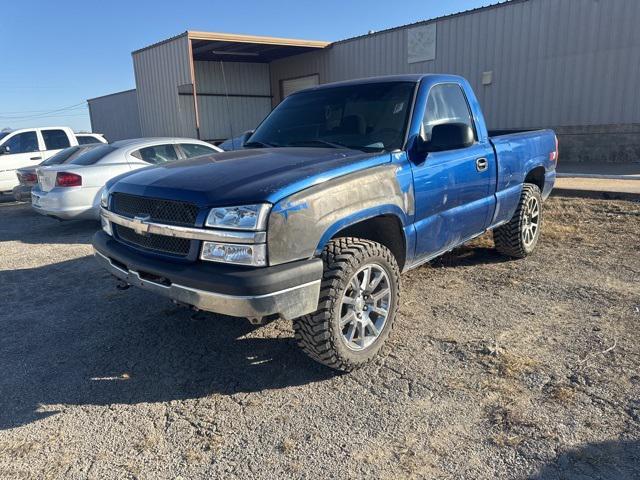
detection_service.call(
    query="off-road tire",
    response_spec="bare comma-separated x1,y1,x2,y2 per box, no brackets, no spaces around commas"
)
493,183,543,258
293,238,400,372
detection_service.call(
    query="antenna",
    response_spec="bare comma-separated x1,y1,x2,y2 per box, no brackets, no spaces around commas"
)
220,61,235,149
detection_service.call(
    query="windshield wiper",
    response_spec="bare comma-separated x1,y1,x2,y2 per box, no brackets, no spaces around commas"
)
243,140,277,148
286,139,350,149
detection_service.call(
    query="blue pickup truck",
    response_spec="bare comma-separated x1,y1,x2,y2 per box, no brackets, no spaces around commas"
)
94,74,557,371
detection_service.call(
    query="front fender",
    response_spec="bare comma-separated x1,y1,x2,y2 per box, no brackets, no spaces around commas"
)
267,163,413,266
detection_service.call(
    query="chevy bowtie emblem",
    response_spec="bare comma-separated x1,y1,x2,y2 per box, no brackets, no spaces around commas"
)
132,215,151,236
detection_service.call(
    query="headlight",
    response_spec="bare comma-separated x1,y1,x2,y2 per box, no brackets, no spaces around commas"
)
100,188,110,209
201,241,266,266
205,204,270,230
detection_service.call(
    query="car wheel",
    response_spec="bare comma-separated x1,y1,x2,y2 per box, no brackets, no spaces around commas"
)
493,183,543,258
293,237,400,372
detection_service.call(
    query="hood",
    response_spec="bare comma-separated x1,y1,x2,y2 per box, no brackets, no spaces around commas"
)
109,147,390,207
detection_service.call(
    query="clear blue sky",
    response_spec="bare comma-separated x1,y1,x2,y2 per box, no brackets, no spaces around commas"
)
0,0,494,132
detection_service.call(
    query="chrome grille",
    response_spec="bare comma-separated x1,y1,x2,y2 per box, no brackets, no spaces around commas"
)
114,224,191,257
111,193,199,227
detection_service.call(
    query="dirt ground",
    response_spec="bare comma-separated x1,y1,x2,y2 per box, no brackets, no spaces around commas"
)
0,195,638,479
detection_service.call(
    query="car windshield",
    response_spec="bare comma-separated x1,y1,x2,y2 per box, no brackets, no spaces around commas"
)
68,144,116,165
0,131,13,142
248,81,416,152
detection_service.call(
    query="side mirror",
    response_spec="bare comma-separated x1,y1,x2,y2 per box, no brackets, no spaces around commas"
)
240,130,254,146
415,123,475,155
428,123,475,152
0,145,9,155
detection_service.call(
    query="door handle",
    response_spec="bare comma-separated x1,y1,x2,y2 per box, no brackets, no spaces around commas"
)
476,157,488,172
30,156,42,161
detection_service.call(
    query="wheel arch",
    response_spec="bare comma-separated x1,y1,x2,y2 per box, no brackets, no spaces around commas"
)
319,209,408,270
524,165,546,191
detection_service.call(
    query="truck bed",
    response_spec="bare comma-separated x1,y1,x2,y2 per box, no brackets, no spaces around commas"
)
487,128,557,227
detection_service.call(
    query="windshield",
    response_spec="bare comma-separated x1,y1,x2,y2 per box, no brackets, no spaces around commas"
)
249,81,416,152
0,131,13,142
68,144,116,165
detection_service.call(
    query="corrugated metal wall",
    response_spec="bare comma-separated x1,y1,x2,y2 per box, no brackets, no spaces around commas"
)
193,61,271,140
270,0,640,130
132,34,197,138
87,89,142,141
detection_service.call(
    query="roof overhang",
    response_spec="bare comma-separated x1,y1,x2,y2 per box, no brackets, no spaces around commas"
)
187,31,330,63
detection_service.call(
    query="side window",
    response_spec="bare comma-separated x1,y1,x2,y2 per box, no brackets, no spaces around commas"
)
180,143,216,158
77,136,97,145
134,144,179,164
4,131,39,154
422,84,475,142
42,129,71,150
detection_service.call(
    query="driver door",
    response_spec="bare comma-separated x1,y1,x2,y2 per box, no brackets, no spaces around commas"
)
410,83,496,262
0,130,43,192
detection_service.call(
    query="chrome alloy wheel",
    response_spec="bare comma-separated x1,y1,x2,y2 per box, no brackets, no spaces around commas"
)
522,195,540,247
339,264,391,351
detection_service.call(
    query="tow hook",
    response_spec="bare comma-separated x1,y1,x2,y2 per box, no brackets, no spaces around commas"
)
115,280,130,290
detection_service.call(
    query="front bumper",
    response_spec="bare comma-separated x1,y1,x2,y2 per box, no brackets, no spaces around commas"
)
92,231,323,320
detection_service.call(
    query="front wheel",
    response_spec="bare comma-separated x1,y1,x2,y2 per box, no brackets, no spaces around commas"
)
493,183,543,258
293,238,400,372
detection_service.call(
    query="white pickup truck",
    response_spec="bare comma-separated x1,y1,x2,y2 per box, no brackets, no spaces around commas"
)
0,127,84,193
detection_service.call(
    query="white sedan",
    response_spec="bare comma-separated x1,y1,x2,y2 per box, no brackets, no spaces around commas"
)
31,138,221,220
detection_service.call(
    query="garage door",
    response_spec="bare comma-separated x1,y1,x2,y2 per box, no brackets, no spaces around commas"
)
281,74,319,99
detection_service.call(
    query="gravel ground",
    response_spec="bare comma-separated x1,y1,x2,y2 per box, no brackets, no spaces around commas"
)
0,195,639,479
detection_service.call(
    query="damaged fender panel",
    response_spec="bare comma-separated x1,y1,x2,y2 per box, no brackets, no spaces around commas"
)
268,162,414,266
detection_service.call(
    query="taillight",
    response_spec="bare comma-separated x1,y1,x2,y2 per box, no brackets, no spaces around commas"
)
18,172,37,183
55,172,82,187
550,135,559,163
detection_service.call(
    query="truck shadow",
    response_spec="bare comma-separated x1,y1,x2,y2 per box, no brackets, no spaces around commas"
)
432,244,511,268
0,255,337,430
529,440,640,479
0,201,98,246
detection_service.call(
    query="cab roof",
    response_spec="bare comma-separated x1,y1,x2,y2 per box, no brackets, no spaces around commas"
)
294,74,464,94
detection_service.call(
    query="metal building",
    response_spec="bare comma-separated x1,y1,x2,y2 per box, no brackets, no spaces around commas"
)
87,89,142,141
89,0,640,163
131,32,328,141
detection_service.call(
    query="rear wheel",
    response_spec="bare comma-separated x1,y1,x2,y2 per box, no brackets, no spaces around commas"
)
493,183,542,258
293,238,400,371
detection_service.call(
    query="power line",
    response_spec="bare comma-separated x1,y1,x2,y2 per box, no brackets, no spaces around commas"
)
0,106,87,115
0,108,87,120
1,113,89,120
0,102,88,120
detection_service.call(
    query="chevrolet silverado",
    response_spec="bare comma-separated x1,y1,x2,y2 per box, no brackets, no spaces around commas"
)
93,74,557,371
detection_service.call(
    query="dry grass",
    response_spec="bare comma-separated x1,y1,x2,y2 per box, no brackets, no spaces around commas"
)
0,439,39,459
478,345,540,379
183,448,205,464
491,431,524,449
279,438,296,454
548,385,576,404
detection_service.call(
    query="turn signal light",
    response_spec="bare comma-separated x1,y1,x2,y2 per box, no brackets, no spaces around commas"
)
55,172,82,187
